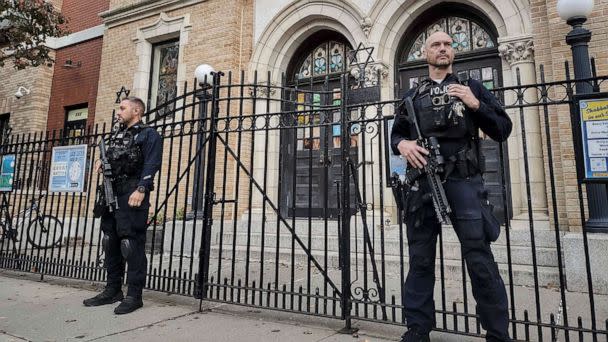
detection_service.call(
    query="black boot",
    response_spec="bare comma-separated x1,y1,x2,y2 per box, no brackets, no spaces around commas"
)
83,287,123,307
486,334,512,342
401,328,430,342
114,296,143,314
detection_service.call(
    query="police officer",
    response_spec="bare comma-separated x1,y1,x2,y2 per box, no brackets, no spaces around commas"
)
391,32,512,341
83,96,162,314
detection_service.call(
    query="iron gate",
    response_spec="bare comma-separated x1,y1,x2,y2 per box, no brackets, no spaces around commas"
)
1,62,608,341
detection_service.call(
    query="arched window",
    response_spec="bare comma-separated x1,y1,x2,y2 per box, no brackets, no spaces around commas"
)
295,41,350,79
281,31,357,219
404,16,496,63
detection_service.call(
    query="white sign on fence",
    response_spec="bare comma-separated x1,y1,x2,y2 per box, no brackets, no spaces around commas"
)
49,144,88,193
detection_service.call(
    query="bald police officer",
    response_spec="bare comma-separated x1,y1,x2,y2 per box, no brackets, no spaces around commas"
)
391,32,512,341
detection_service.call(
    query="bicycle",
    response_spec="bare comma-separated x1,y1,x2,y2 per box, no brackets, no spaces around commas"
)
0,193,64,249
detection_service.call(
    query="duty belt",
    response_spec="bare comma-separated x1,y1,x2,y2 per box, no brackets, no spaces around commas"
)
444,146,485,179
114,177,139,196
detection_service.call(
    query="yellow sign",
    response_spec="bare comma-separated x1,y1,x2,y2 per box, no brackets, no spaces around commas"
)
67,108,88,122
581,99,608,121
579,96,608,181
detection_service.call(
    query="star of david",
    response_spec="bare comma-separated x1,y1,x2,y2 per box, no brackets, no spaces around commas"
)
347,42,374,68
347,43,376,87
115,86,131,104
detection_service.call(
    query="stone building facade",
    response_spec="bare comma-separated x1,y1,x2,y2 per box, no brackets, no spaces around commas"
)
4,0,607,234
247,0,608,232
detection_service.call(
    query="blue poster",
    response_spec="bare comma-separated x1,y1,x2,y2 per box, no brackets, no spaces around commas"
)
49,144,88,192
0,154,16,192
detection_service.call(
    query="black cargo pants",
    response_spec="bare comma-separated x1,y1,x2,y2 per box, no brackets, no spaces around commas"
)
402,175,510,341
100,186,149,298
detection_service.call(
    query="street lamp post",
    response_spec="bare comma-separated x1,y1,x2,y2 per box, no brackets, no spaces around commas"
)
187,64,215,220
558,0,608,233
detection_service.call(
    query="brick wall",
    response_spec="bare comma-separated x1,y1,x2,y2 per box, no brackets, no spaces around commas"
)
95,0,254,217
0,60,55,135
0,0,64,135
533,0,608,80
109,0,145,10
96,0,253,122
46,38,104,133
62,0,109,32
531,0,608,230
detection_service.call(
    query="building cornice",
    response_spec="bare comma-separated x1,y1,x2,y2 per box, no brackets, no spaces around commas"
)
46,25,105,49
100,0,205,28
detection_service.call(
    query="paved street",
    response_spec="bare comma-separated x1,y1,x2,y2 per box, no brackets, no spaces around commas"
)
0,270,484,342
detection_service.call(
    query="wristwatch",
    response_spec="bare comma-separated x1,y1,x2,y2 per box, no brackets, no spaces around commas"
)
136,185,147,194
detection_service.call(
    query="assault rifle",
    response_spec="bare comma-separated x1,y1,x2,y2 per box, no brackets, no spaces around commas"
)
98,139,118,212
399,96,452,225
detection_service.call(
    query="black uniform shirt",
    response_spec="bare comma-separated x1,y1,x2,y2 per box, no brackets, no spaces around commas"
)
391,74,512,158
126,122,162,190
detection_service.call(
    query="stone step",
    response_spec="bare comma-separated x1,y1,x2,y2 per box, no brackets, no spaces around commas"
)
233,218,561,248
136,219,563,259
210,245,560,288
214,232,559,267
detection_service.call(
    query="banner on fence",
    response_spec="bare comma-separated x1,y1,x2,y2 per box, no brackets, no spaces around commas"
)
576,93,608,182
49,144,88,192
383,117,407,187
0,154,15,192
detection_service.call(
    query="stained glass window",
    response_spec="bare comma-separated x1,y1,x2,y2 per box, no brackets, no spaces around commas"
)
466,67,498,90
472,22,495,49
295,92,321,151
329,42,344,73
296,41,349,79
298,55,312,79
449,17,470,52
149,40,180,118
405,17,496,62
313,45,327,76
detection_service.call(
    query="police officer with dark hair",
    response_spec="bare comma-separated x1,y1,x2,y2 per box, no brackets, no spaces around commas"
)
391,32,512,342
83,96,162,314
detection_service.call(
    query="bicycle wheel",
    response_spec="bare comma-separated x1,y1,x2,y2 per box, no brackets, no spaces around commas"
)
26,215,63,249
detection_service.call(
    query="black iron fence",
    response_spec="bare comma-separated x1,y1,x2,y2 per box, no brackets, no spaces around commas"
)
1,63,607,341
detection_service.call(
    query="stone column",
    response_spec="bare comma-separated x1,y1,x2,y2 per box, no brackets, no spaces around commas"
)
251,83,280,213
498,36,549,222
349,61,393,224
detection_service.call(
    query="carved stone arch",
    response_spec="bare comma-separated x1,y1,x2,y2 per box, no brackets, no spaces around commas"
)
396,8,500,67
369,0,530,97
249,0,367,83
285,30,352,83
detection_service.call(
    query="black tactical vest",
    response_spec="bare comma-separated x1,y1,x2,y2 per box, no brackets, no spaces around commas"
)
107,123,145,178
412,77,473,139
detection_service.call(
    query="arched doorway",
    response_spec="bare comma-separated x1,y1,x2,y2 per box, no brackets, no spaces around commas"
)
280,30,356,218
395,4,511,222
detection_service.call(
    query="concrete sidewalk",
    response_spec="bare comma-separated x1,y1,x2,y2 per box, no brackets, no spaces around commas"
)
0,270,479,342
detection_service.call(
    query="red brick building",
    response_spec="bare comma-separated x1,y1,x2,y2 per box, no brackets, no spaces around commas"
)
46,0,110,135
